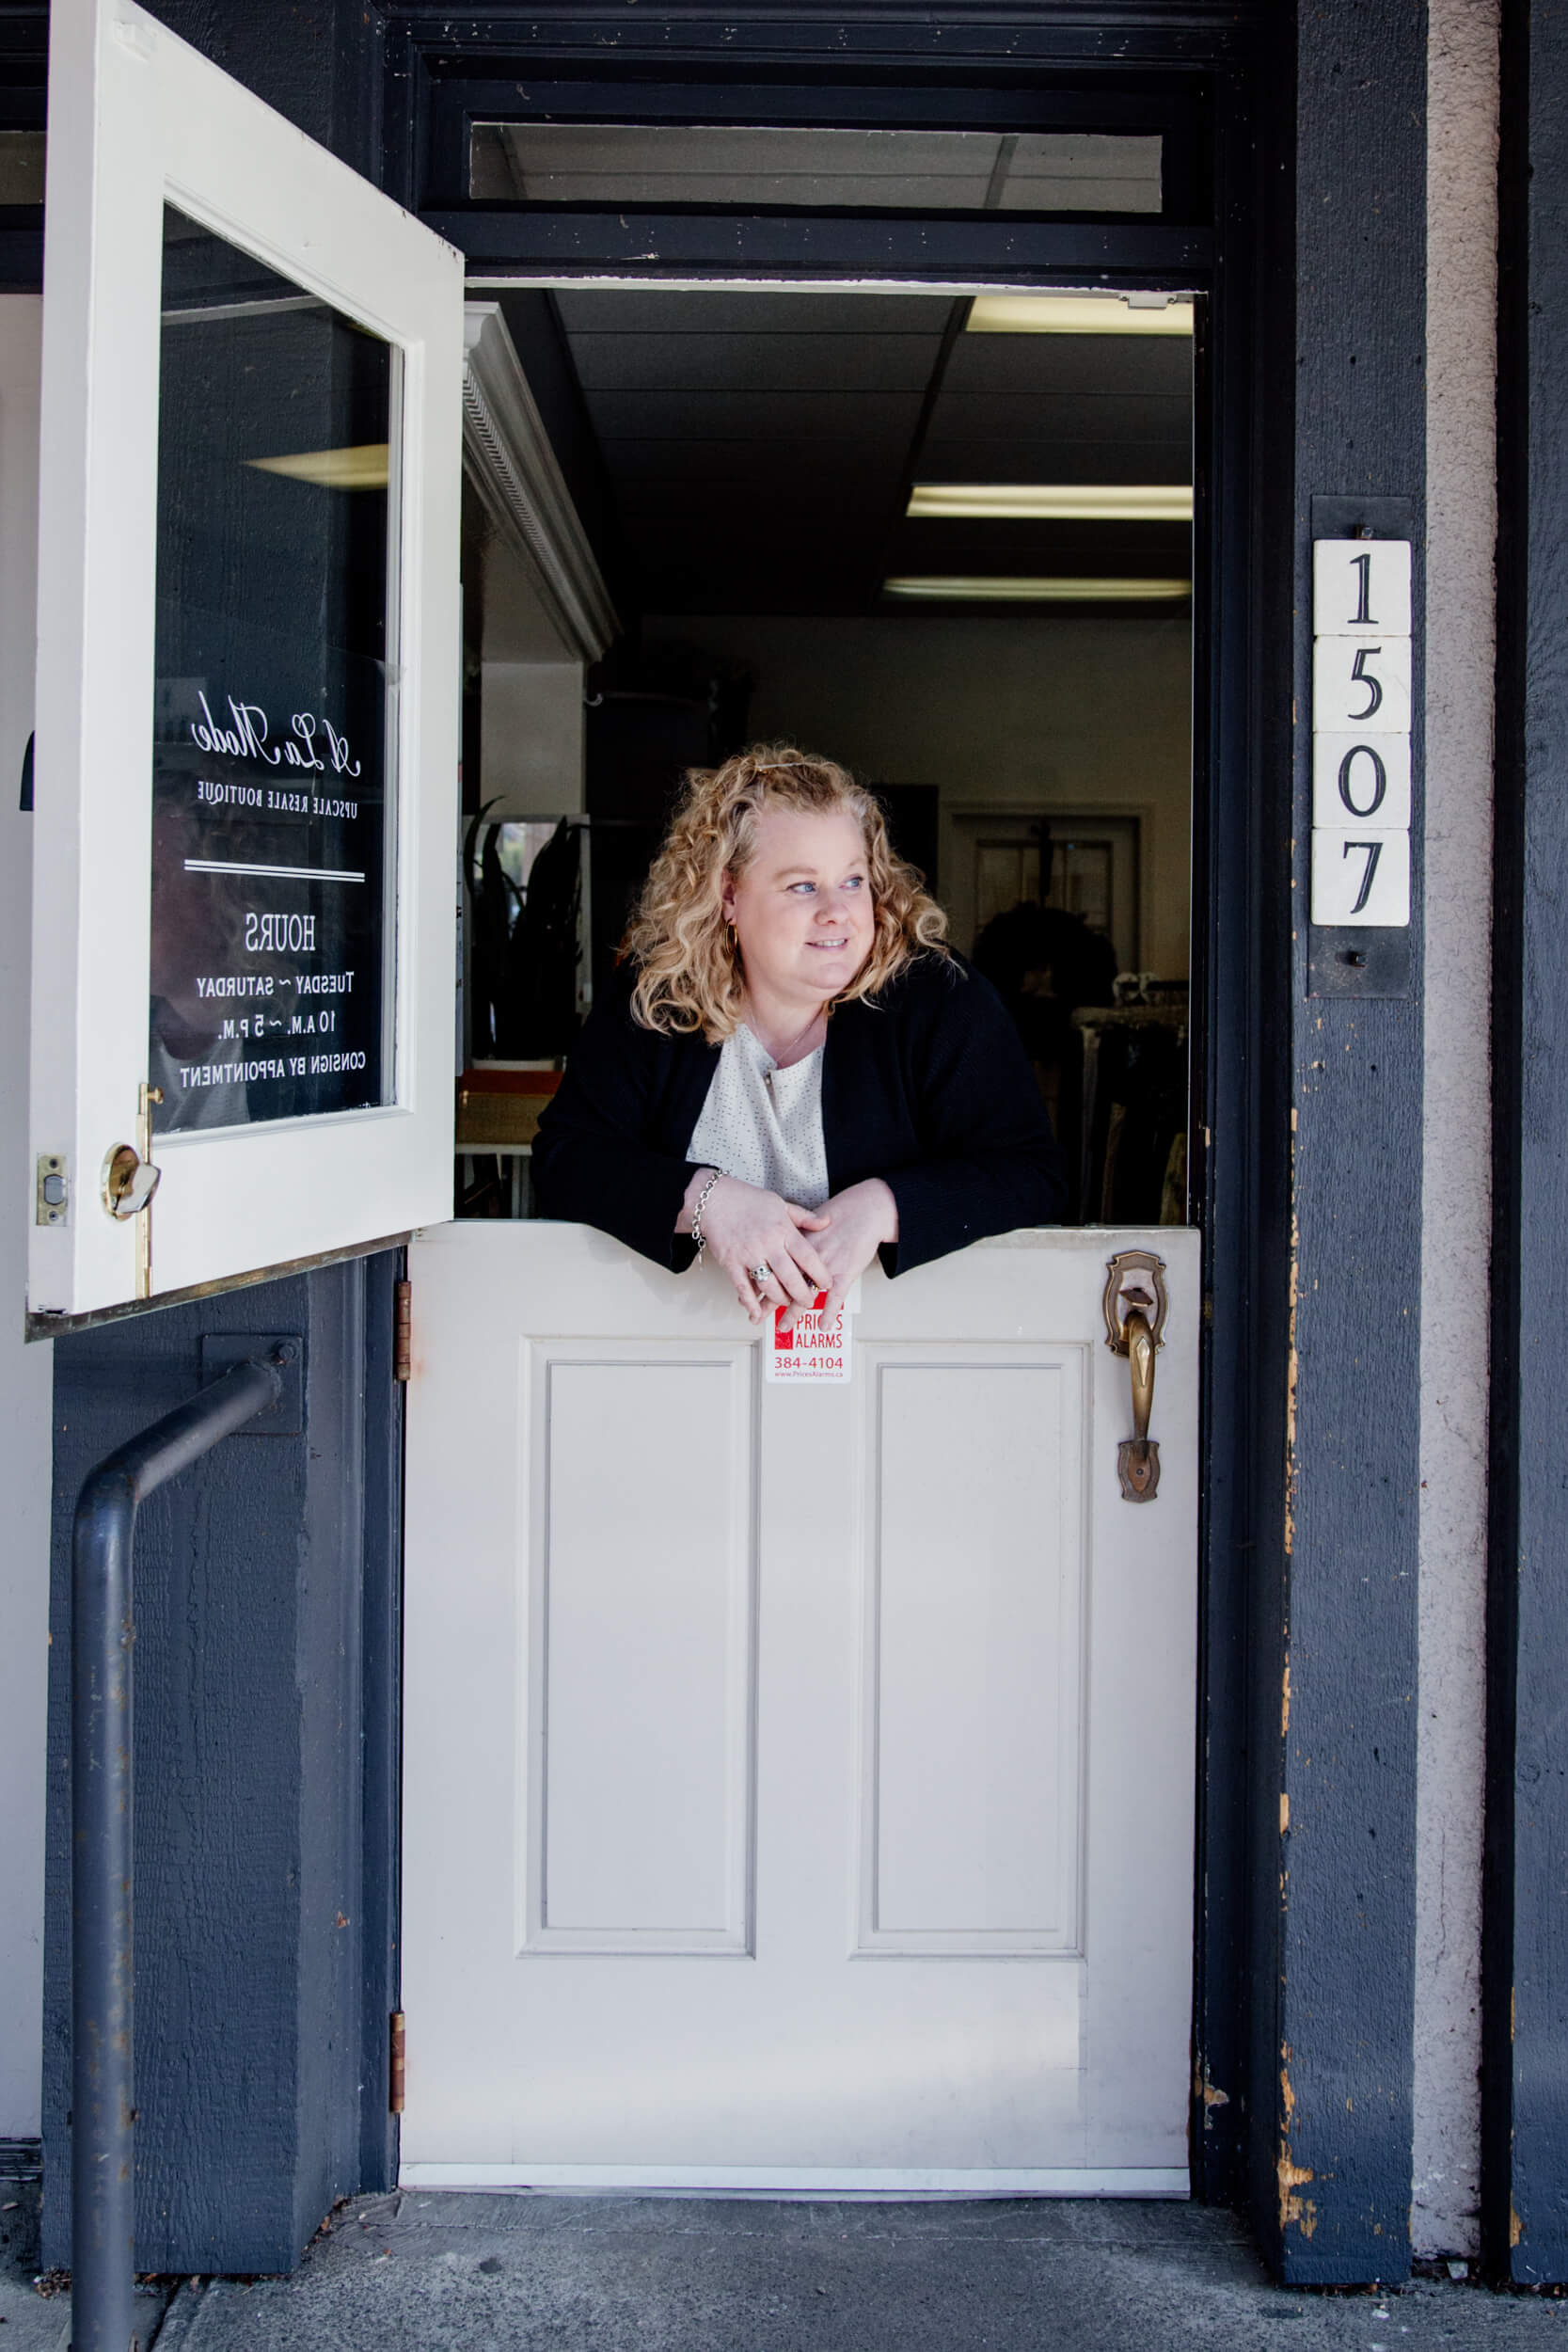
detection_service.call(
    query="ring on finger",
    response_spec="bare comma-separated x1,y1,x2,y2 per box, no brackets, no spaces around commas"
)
748,1263,772,1290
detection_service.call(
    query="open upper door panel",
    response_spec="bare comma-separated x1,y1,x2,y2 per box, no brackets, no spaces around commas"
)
28,0,463,1320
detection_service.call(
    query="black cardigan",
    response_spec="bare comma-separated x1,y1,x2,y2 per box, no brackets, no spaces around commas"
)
531,951,1068,1277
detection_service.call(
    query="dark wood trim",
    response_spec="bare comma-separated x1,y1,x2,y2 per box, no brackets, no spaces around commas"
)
419,65,1208,219
1261,0,1427,2288
1482,0,1527,2270
1186,34,1291,2217
25,1230,414,1342
396,0,1282,2238
1484,0,1568,2289
358,1248,406,2191
382,2,1266,63
383,5,1235,221
139,0,387,182
445,212,1212,278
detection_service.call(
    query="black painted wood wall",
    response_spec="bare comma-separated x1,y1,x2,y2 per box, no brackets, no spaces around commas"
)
1486,0,1568,2288
41,1256,403,2272
1253,0,1429,2288
36,0,405,2274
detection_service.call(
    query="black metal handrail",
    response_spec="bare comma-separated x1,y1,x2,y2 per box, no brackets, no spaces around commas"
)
71,1350,286,2352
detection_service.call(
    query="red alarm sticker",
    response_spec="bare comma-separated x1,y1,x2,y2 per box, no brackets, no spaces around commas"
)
767,1290,852,1384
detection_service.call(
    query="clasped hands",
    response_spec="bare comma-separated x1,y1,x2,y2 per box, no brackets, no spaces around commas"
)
681,1168,897,1327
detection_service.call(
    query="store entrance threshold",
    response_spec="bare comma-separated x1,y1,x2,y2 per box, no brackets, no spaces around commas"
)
132,2193,1560,2350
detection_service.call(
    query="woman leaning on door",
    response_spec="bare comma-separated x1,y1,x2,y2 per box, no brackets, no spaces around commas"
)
532,744,1067,1321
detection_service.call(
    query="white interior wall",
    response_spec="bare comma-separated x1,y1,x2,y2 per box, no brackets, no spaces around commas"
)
648,612,1193,976
481,660,585,817
0,294,49,2141
1414,0,1498,2260
477,526,585,818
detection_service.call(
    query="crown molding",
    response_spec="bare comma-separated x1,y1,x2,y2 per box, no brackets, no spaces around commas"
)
462,301,618,664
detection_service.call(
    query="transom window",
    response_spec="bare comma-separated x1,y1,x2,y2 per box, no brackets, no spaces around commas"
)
468,123,1163,215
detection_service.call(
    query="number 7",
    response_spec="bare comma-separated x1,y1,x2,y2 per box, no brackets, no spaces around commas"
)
1342,837,1383,915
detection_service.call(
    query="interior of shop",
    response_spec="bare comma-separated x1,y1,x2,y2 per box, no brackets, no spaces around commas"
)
455,280,1194,1228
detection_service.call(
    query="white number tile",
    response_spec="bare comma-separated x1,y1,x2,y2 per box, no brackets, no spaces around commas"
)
1311,731,1412,831
1311,635,1412,734
1310,827,1411,929
1312,538,1412,637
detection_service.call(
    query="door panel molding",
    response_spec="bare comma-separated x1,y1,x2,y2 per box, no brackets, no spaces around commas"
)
524,1343,759,1956
854,1347,1086,1959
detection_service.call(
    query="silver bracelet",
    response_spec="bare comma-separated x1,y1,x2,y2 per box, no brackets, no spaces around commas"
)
689,1168,723,1260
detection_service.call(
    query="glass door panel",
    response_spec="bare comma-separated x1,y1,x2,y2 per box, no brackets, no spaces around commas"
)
151,209,396,1136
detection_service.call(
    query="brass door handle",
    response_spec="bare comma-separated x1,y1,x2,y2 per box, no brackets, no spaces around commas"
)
1103,1249,1167,1503
1121,1306,1159,1500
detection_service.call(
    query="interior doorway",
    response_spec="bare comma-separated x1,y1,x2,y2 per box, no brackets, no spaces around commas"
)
404,273,1202,2189
453,283,1194,1231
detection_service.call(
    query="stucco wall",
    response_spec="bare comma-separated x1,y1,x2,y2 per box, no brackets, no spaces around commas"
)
1415,0,1498,2260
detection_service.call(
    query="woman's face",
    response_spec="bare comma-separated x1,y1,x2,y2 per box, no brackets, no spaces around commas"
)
723,804,877,1009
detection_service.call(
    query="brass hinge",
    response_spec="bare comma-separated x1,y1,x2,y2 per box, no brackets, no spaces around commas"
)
388,2010,406,2113
393,1280,411,1381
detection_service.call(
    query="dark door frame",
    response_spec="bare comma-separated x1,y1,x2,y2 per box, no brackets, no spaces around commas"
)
384,4,1286,2223
27,0,1457,2288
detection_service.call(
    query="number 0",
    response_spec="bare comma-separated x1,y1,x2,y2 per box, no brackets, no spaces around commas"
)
1337,743,1387,818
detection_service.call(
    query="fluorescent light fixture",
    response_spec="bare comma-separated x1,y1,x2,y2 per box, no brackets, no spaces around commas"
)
909,483,1193,523
968,293,1194,336
883,576,1191,603
246,442,389,489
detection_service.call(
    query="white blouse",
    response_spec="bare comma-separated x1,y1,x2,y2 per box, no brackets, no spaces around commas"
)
688,1023,831,1209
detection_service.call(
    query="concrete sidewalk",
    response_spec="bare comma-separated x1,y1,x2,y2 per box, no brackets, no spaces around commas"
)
138,2192,1568,2352
0,2168,169,2352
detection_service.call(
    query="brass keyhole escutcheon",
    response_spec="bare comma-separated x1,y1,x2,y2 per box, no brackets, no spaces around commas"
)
1103,1249,1168,1503
102,1142,159,1220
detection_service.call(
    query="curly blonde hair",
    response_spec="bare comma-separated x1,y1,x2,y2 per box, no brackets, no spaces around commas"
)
625,743,949,1040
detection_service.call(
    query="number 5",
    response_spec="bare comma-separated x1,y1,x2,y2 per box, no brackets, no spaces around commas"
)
1349,647,1384,722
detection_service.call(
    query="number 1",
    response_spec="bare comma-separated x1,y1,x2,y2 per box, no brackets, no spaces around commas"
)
1350,548,1373,626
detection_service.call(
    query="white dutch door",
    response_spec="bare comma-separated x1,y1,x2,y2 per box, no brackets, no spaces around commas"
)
402,1219,1198,2191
